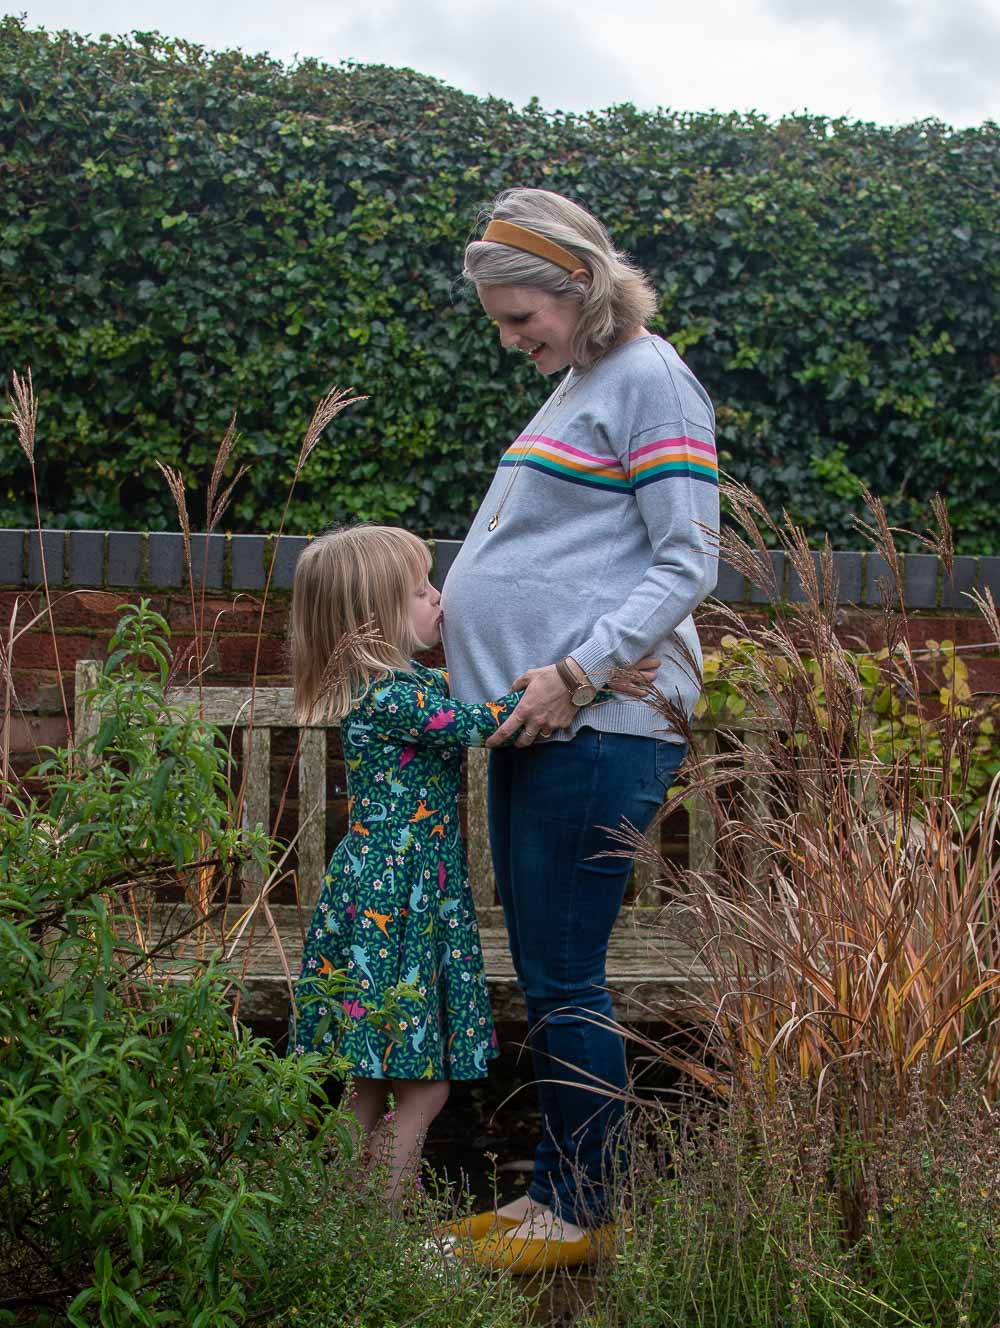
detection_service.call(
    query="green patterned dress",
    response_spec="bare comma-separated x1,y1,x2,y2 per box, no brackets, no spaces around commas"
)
290,662,521,1081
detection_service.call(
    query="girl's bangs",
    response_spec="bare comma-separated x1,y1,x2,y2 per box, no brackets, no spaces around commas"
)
398,532,432,584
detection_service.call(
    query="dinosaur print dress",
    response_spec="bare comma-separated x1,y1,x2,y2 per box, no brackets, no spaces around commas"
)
290,662,521,1081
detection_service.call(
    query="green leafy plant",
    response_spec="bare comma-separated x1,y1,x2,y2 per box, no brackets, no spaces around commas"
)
697,636,1000,828
0,602,329,1322
589,1070,1000,1328
0,603,528,1327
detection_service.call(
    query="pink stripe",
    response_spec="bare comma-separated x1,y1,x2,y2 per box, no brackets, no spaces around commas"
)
630,435,716,462
517,433,622,469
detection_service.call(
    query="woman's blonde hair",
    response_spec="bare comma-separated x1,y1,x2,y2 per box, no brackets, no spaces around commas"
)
463,188,658,367
290,525,431,724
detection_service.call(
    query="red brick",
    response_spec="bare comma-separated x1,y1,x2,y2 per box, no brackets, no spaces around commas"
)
164,637,221,685
2,714,70,755
950,615,996,648
833,610,884,652
7,669,41,707
900,615,958,651
169,595,290,635
217,635,289,676
967,658,1000,696
51,590,168,631
0,590,44,628
10,633,96,671
911,658,945,696
7,669,65,712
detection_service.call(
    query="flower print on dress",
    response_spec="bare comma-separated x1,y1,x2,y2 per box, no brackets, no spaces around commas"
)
288,662,522,1081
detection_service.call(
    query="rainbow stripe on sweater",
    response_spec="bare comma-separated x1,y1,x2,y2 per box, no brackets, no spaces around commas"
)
499,432,718,493
630,435,718,489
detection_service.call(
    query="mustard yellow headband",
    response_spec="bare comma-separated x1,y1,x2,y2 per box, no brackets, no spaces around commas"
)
481,219,583,274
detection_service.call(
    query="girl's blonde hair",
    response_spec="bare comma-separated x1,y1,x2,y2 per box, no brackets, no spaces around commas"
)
290,525,431,724
463,187,658,367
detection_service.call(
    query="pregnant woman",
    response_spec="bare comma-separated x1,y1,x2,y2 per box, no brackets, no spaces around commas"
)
440,187,720,1271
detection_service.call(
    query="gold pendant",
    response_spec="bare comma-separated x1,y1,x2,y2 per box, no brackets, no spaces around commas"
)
487,515,499,531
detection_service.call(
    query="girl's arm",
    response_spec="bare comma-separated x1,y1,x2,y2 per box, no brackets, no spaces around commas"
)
361,676,523,748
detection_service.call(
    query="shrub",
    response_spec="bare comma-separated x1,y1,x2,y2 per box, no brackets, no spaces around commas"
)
589,1071,1000,1328
1,17,997,548
0,603,527,1327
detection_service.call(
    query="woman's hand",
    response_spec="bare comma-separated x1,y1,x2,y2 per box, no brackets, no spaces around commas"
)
611,654,660,698
484,655,662,749
486,665,575,748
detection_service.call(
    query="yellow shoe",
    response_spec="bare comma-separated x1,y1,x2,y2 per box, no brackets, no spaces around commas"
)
433,1210,520,1244
470,1221,618,1274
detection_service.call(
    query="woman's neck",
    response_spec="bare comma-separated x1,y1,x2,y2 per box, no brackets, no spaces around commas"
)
613,324,651,349
571,325,651,371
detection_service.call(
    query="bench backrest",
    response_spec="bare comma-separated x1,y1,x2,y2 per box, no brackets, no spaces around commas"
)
74,660,760,914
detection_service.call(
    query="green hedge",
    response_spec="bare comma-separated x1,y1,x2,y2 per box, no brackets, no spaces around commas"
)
2,18,998,548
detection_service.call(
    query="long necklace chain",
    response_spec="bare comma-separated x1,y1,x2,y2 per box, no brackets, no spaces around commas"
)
487,367,587,532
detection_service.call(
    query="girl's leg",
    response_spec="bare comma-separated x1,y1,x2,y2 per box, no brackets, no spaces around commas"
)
342,1076,391,1163
369,1078,451,1203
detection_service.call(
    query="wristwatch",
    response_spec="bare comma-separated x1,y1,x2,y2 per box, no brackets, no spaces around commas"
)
555,657,598,707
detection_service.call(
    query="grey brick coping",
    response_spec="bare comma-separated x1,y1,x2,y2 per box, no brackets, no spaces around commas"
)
1,530,998,609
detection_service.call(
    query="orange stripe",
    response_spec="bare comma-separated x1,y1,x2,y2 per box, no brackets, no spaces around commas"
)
631,451,719,478
506,445,626,481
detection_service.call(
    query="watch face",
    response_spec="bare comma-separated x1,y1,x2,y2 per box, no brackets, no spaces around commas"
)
572,684,598,706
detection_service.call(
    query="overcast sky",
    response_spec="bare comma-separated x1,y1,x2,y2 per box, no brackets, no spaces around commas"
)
11,0,1000,127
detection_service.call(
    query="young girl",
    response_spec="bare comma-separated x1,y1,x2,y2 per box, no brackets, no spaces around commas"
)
287,524,525,1201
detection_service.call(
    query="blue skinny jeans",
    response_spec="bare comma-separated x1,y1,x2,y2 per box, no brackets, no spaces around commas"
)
488,727,686,1228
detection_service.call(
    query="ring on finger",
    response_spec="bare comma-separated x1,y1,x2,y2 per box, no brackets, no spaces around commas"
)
539,728,554,739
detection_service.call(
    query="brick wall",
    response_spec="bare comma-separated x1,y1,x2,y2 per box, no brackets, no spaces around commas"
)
3,529,1000,777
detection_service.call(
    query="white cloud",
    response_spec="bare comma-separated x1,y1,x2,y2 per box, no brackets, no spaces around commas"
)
335,0,644,111
13,0,1000,123
756,0,1000,120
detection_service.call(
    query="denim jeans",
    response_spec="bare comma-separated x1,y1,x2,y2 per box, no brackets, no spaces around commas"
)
487,727,687,1228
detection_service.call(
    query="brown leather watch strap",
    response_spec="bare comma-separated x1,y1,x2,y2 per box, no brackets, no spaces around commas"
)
555,657,581,696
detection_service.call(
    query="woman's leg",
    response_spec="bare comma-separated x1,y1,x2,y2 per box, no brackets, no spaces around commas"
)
504,732,686,1230
368,1078,451,1203
488,748,545,1224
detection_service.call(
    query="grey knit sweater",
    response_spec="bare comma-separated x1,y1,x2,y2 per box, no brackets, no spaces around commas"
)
441,334,719,742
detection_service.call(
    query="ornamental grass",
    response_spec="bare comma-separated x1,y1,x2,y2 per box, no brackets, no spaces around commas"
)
617,484,1000,1243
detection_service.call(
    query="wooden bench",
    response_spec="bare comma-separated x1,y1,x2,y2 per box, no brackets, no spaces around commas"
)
75,661,730,1024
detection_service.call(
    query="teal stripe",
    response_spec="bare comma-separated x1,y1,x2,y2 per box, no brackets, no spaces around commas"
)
499,454,632,491
637,459,719,482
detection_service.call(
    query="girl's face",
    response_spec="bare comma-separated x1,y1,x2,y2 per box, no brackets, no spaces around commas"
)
408,573,442,651
478,281,586,375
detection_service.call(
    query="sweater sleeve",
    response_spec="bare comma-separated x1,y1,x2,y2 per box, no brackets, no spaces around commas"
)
570,414,720,685
360,675,522,747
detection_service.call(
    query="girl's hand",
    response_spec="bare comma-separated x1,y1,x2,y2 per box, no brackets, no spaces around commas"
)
484,655,662,749
485,665,575,748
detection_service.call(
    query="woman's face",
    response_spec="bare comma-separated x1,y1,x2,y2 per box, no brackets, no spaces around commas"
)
478,281,585,375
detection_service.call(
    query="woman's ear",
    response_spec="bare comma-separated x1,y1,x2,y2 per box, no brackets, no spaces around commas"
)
568,260,592,289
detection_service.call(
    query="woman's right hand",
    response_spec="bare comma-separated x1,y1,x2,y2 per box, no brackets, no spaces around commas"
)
610,654,660,698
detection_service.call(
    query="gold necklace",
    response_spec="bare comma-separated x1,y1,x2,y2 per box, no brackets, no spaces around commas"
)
487,367,586,532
